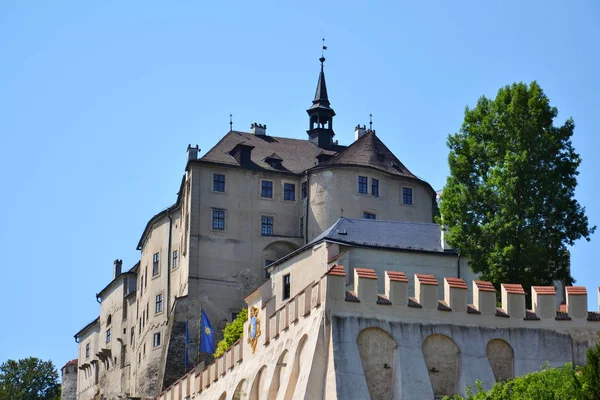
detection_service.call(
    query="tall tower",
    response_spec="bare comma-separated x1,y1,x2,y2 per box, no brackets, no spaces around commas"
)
307,56,336,149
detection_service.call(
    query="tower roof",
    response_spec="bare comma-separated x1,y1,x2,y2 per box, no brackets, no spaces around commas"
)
308,57,333,112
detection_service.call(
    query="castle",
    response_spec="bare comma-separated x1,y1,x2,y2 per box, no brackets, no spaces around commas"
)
63,55,600,399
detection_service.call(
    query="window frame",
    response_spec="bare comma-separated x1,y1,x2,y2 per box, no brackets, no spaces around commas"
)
283,182,296,201
358,176,368,194
301,181,307,199
152,253,160,276
363,212,376,220
172,250,178,269
212,173,226,193
261,215,274,236
155,293,163,314
85,343,90,359
212,209,225,231
153,332,161,347
402,186,413,205
371,178,379,197
261,180,274,199
106,328,111,344
282,274,291,300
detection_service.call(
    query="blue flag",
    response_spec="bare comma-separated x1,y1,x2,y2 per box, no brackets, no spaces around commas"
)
185,319,191,368
199,310,215,354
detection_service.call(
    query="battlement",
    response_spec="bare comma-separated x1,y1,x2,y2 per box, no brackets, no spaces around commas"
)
327,266,600,325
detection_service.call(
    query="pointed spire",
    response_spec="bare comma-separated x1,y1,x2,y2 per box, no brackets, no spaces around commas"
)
307,42,336,149
312,57,330,107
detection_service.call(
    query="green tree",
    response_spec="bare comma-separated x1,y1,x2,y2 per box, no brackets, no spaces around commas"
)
582,340,600,400
439,81,594,289
0,357,60,400
213,307,248,358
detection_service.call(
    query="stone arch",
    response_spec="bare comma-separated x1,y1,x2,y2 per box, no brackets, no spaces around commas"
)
249,366,267,400
486,339,514,382
262,241,300,267
422,334,460,398
217,392,226,400
267,349,289,400
283,334,309,400
357,327,397,400
232,379,247,400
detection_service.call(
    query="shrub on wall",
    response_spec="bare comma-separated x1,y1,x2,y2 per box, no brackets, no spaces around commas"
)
213,308,248,358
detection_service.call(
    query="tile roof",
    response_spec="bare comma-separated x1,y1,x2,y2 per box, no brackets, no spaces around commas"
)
475,281,496,292
408,297,422,308
502,283,525,295
566,286,587,295
438,300,452,311
588,312,600,322
309,218,452,253
495,308,510,318
445,277,467,289
525,310,540,320
532,286,556,295
355,268,377,279
327,264,346,277
386,271,409,283
345,291,360,302
416,274,438,286
555,311,571,321
377,294,392,305
467,304,481,314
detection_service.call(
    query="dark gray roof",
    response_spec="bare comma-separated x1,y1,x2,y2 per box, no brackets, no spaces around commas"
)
311,218,453,254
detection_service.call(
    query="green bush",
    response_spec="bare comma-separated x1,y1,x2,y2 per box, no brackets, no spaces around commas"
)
213,308,248,358
582,341,600,400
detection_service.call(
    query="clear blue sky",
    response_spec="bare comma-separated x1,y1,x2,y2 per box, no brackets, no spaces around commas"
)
1,1,598,373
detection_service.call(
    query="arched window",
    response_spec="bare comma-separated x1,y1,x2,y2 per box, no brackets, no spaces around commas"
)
486,339,514,382
422,334,460,397
284,334,308,400
267,350,289,400
357,327,397,400
232,379,247,400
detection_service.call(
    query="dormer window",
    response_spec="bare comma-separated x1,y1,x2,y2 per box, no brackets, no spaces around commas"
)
264,153,283,169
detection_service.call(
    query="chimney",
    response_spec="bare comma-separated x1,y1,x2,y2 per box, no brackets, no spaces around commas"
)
113,259,122,279
187,144,199,161
354,125,366,141
251,123,267,136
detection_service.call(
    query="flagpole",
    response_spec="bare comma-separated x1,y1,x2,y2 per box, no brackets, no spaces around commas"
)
184,318,188,374
197,304,202,364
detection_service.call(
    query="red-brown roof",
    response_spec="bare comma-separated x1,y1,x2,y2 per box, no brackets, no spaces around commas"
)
327,264,346,277
532,286,556,295
474,280,496,292
416,274,438,286
386,271,408,283
62,359,78,369
355,268,377,279
566,286,587,295
502,283,525,295
445,277,467,289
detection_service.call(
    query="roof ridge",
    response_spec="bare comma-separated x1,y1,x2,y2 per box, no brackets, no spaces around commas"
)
341,218,441,227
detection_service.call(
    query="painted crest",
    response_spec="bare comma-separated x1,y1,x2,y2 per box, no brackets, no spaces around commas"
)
247,306,261,353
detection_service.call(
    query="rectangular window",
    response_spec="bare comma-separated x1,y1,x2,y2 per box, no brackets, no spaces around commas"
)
172,250,178,269
152,253,160,276
363,212,376,220
358,176,368,194
213,174,225,192
106,328,111,343
284,183,295,201
153,332,161,347
138,320,142,334
142,311,145,327
85,343,90,359
155,294,163,313
300,216,303,237
212,209,225,230
261,216,274,236
301,181,307,199
372,179,379,196
402,187,413,205
261,180,273,198
283,274,291,300
130,327,135,345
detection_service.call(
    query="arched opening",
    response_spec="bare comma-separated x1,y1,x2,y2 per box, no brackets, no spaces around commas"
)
267,350,289,400
357,327,397,400
217,392,227,400
422,334,460,398
249,366,267,400
232,379,247,400
262,241,300,278
284,334,308,400
486,339,514,382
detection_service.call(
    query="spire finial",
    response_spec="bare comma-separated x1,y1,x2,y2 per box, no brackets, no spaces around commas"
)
229,114,233,132
369,114,373,131
320,37,327,65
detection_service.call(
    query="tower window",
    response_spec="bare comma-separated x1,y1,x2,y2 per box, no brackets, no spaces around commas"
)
212,209,225,230
363,212,376,220
213,174,225,192
261,216,274,236
85,343,90,359
372,179,379,197
358,176,368,194
283,274,291,300
152,253,160,276
106,328,111,343
153,332,161,347
284,183,296,201
155,294,163,313
130,327,134,345
301,181,307,199
172,250,178,269
261,180,273,198
402,187,413,205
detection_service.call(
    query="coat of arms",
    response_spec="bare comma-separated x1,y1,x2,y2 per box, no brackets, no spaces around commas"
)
247,306,261,353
